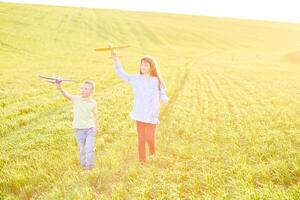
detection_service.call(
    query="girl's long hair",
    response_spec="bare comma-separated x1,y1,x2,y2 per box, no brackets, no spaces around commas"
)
140,56,166,91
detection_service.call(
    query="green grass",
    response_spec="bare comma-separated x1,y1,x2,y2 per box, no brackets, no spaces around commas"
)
0,2,300,199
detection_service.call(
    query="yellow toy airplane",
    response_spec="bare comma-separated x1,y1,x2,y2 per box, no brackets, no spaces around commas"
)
94,43,129,52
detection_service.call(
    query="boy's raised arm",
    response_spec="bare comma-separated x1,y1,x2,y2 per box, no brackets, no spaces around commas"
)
56,81,73,101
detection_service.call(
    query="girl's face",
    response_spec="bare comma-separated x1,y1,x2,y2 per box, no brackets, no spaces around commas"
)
140,60,151,75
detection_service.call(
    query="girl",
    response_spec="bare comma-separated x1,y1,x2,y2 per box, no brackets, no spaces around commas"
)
111,50,169,163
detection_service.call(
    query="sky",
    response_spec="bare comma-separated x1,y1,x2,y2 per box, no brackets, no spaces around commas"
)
1,0,300,23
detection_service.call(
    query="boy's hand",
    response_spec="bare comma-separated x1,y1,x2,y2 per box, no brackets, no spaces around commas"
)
55,80,62,90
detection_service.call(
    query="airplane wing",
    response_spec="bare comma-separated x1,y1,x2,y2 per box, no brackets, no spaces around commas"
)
95,45,129,51
62,79,76,82
46,80,57,84
39,75,57,80
39,75,75,82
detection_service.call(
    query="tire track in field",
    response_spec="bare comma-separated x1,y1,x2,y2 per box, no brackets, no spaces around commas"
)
159,59,192,120
198,67,222,129
195,68,210,127
158,55,218,131
205,67,234,111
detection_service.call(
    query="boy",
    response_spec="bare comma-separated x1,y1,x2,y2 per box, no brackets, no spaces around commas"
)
56,80,98,170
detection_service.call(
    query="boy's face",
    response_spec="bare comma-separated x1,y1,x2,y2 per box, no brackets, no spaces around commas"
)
81,83,93,98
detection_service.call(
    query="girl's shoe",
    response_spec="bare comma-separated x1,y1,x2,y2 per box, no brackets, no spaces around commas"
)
148,154,156,161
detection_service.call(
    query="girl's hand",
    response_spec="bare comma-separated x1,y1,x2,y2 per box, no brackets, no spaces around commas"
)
95,127,99,135
111,50,118,61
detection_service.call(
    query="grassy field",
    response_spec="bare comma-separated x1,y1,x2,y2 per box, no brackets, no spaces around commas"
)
0,2,300,199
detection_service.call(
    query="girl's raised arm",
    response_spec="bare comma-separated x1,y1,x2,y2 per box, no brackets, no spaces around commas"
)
112,50,135,84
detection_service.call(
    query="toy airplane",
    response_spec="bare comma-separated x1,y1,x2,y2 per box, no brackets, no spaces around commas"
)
39,75,76,84
95,44,129,52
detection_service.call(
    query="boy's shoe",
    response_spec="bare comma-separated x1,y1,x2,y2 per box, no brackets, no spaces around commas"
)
85,166,93,170
82,166,93,170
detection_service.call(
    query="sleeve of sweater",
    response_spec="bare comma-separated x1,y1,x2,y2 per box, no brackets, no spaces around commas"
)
159,86,169,104
114,60,136,84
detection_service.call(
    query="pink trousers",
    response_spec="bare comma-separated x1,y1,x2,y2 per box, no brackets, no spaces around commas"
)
136,121,157,162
